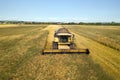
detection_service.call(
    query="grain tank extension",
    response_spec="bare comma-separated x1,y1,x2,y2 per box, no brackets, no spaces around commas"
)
43,28,89,54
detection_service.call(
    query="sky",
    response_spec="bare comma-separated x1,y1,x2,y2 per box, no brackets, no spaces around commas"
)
0,0,120,22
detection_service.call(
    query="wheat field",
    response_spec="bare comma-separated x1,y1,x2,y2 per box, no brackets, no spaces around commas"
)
0,24,119,80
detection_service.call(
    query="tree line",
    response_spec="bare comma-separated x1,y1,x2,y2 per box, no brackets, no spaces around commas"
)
0,21,120,25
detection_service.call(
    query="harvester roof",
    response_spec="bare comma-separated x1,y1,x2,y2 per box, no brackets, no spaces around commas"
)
56,28,71,34
55,28,72,36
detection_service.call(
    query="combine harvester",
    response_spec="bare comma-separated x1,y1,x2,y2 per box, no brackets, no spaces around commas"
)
43,28,89,54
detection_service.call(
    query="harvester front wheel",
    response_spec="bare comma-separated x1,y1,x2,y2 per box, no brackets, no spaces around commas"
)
52,42,58,49
86,49,90,54
70,43,76,49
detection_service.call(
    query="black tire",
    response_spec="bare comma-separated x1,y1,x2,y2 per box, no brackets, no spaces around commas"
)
86,49,90,54
70,43,76,49
52,42,58,49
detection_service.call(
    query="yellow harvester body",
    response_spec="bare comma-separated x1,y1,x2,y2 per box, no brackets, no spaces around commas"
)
43,28,89,54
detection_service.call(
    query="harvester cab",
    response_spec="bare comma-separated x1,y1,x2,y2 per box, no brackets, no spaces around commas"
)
43,28,89,54
53,28,75,49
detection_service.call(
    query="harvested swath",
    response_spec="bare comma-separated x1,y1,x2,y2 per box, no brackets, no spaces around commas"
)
65,25,120,80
